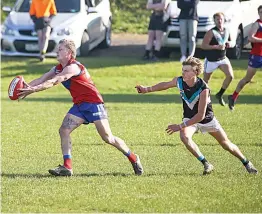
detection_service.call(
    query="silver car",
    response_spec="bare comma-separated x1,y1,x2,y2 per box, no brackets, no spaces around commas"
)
1,0,112,57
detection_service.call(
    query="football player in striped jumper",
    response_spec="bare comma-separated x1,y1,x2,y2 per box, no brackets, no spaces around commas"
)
136,56,257,175
201,12,234,107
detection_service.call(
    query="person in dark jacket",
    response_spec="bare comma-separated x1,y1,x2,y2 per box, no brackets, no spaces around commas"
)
177,0,199,62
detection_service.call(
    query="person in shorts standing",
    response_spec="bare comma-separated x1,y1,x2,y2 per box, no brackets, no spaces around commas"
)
29,0,57,62
143,0,171,61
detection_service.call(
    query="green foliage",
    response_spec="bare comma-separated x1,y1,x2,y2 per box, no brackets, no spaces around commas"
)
1,0,15,22
1,56,262,212
110,0,150,33
1,0,150,33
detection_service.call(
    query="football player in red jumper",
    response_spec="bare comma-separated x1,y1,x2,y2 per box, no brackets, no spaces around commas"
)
18,39,143,176
228,5,262,110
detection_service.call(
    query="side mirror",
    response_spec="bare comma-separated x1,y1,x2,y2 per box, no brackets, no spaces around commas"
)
88,7,98,13
2,6,12,12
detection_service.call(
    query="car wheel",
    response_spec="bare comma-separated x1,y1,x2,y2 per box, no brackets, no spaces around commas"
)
99,19,112,48
227,28,243,59
80,31,90,56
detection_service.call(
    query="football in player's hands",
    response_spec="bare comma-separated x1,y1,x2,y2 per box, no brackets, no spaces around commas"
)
8,76,25,100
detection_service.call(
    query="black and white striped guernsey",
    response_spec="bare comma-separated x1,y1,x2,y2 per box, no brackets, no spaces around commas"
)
176,77,214,124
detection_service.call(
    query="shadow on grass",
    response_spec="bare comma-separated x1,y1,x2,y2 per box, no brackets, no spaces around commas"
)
1,172,197,178
0,172,131,178
1,45,251,76
14,94,262,104
76,172,201,177
1,50,173,78
1,173,54,178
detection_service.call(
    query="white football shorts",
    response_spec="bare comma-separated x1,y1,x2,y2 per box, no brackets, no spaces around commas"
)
183,117,222,134
204,57,231,73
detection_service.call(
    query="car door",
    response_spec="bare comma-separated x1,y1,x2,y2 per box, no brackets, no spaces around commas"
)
85,0,102,42
239,0,254,39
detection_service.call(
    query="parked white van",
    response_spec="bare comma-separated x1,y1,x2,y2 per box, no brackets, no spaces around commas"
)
161,0,261,59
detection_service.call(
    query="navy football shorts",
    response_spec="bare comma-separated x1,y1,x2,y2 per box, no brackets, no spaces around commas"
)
68,102,108,124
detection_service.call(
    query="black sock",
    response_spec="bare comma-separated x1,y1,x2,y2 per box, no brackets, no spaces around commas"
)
242,159,249,166
144,50,150,57
217,88,226,97
201,158,208,165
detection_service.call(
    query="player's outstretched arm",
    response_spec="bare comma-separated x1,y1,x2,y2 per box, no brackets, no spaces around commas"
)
18,64,79,98
136,77,177,94
28,66,56,87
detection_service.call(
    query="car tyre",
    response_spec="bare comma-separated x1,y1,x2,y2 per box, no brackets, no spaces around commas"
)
80,31,90,56
99,19,112,48
227,28,243,59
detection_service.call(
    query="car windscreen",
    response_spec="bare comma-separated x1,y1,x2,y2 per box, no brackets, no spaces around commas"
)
15,0,80,13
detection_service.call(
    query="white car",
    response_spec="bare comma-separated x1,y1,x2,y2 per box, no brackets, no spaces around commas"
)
1,0,112,57
161,0,261,59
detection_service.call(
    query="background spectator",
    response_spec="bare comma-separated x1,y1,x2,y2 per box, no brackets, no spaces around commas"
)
29,0,57,62
177,0,199,62
143,0,171,61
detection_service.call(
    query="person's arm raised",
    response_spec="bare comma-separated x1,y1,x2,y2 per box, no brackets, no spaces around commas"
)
28,66,56,87
18,64,79,98
136,77,177,94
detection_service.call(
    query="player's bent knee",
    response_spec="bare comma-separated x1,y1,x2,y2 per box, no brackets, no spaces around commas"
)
102,135,115,145
227,75,233,81
221,141,236,151
59,127,71,136
180,134,191,144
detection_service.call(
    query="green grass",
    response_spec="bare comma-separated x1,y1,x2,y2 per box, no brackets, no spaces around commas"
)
1,56,262,213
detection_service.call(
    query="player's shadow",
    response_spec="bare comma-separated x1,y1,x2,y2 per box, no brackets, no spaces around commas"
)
1,171,207,178
1,173,54,179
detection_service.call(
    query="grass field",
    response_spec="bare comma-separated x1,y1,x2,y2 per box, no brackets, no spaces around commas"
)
1,55,262,213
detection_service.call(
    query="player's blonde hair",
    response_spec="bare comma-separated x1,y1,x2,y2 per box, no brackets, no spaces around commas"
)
59,39,76,59
182,56,204,76
213,12,225,20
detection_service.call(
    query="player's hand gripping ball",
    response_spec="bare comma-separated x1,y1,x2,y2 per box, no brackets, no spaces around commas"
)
8,76,24,100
